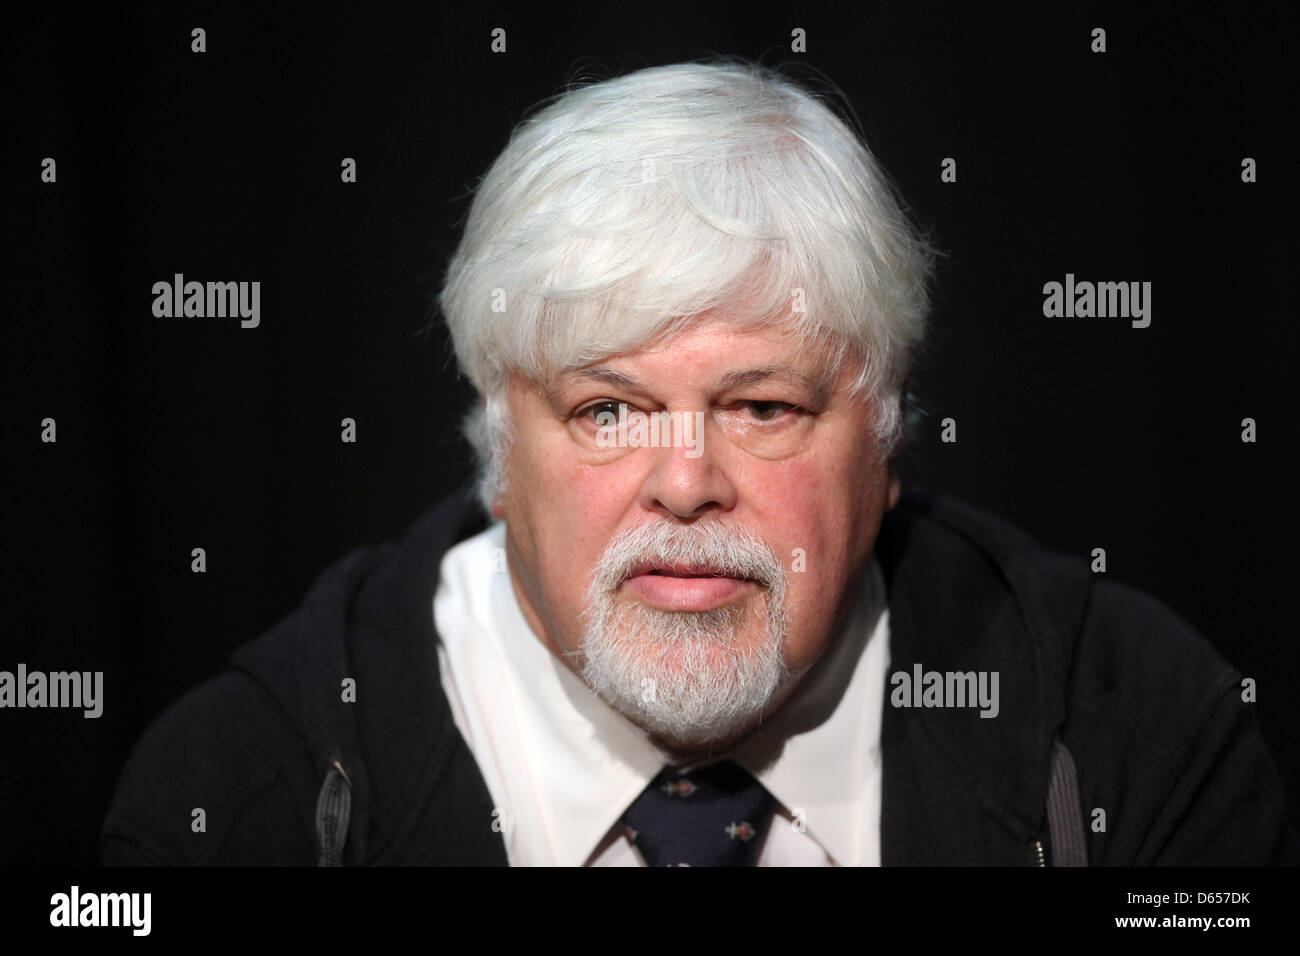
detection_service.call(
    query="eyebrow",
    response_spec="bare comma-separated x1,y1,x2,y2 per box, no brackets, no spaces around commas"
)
560,364,831,405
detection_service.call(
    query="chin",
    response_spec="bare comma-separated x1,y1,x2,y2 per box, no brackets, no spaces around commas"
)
580,620,791,754
642,713,766,759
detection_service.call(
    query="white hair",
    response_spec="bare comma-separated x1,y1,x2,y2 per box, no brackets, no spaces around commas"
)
439,59,936,513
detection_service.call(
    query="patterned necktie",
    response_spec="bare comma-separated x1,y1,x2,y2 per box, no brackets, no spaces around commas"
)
621,759,777,866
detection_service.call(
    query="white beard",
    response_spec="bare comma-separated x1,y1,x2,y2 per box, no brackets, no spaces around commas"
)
578,519,789,751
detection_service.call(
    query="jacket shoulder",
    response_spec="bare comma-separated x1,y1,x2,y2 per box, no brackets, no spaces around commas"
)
894,489,1235,698
886,490,1292,864
101,669,319,865
909,491,1250,752
1064,575,1293,863
1075,574,1240,723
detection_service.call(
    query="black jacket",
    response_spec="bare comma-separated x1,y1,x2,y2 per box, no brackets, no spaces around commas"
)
100,486,1295,865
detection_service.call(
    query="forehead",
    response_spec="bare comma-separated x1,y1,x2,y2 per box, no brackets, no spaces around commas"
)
548,318,842,398
566,364,831,407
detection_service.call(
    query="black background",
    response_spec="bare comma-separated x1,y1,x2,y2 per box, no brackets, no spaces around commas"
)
3,1,1296,865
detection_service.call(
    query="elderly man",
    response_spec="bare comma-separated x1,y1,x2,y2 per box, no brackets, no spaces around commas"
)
102,60,1292,866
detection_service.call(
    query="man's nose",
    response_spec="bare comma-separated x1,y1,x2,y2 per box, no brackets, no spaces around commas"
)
635,414,738,520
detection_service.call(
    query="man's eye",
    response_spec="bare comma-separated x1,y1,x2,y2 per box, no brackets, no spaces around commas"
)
743,401,797,422
577,400,623,422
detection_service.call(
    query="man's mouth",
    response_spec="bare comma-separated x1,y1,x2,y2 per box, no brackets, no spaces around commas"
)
623,562,756,611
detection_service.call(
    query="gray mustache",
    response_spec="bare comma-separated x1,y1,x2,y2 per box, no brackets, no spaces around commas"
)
590,521,786,598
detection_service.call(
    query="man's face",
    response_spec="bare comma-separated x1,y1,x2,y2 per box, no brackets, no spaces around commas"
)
496,316,899,754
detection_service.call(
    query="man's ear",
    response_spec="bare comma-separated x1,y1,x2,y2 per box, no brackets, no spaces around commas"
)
476,391,505,519
885,384,906,511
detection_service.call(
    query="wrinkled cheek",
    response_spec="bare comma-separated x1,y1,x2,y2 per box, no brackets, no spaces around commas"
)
780,533,854,668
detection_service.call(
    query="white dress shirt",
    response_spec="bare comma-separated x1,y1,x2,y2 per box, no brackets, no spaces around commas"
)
433,520,890,866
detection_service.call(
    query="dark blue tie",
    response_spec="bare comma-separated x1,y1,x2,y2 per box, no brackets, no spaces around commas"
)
621,760,777,866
